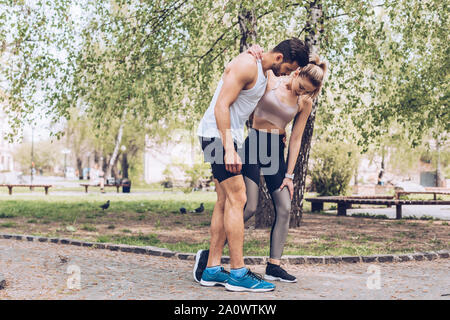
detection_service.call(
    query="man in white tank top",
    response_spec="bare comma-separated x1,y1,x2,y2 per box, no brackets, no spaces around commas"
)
195,39,310,292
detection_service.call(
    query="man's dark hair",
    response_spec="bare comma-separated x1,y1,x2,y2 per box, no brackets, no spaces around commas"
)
272,38,310,67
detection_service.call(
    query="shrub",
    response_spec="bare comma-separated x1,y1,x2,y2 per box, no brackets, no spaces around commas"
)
0,212,16,219
309,140,359,196
175,162,211,188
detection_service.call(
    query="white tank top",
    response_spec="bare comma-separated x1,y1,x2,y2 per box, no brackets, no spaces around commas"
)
197,60,267,147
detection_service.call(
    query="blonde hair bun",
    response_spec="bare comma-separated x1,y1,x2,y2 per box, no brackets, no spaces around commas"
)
309,53,327,73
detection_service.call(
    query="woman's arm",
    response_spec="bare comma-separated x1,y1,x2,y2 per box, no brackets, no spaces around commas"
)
286,97,313,175
278,97,312,199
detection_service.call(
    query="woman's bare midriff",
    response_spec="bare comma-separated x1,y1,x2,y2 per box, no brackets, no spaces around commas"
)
251,115,286,135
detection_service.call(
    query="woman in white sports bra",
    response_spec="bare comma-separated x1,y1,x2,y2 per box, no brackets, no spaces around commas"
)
241,53,327,283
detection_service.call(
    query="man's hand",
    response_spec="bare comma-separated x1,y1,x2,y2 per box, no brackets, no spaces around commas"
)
279,177,294,200
224,149,242,174
246,44,264,60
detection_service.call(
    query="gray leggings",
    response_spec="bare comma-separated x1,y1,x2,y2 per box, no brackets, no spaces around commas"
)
243,176,291,260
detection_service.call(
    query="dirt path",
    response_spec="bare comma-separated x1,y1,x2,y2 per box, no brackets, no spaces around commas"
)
0,239,449,300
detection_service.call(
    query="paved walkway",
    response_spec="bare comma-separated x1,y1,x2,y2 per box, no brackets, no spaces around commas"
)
345,205,450,220
0,239,449,300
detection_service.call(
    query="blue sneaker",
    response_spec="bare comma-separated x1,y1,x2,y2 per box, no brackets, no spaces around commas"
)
225,269,276,292
200,267,230,287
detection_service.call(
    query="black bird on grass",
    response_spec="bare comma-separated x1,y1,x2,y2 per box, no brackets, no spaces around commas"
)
179,207,187,214
100,200,110,211
191,203,204,213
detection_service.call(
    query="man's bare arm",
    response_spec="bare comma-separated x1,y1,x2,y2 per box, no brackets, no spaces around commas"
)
214,55,258,173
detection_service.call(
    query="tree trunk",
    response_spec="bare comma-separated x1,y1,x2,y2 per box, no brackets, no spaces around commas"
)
105,109,127,178
102,155,108,174
289,0,323,227
290,101,318,226
291,1,324,227
255,1,324,228
93,150,100,165
122,152,129,179
254,176,276,229
76,157,83,180
237,4,274,229
236,4,273,229
111,159,120,179
238,5,257,52
435,138,444,187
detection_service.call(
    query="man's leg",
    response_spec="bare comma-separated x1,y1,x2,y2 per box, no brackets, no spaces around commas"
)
198,174,275,292
220,175,247,269
205,178,227,267
194,178,226,283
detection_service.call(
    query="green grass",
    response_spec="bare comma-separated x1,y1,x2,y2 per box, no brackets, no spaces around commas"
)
81,224,98,232
96,233,161,246
0,212,17,218
403,215,441,221
0,192,217,223
0,222,18,228
79,232,424,257
350,213,390,220
1,191,448,257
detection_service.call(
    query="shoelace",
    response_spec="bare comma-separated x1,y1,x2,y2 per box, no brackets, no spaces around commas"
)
246,269,264,281
221,268,230,275
270,264,289,275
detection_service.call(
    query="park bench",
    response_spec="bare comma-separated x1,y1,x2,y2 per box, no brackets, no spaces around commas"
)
306,195,395,212
80,183,123,193
305,195,450,219
161,181,188,191
395,190,450,200
0,184,52,195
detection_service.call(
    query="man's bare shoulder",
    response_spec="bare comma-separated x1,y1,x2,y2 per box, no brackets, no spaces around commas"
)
224,53,258,80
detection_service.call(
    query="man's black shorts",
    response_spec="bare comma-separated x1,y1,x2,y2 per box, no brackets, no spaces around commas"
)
199,136,243,183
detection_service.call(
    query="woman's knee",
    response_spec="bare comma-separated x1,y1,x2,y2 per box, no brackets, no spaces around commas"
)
275,201,291,224
243,201,258,222
245,199,258,215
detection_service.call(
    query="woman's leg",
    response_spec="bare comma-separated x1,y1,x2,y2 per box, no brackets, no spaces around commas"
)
260,132,290,263
243,170,260,223
241,131,261,223
268,187,291,261
264,163,297,282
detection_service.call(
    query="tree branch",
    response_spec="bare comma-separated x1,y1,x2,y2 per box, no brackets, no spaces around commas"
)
324,2,391,20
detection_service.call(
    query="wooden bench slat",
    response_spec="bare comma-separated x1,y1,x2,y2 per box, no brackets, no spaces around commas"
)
0,184,52,195
80,183,124,193
306,196,450,219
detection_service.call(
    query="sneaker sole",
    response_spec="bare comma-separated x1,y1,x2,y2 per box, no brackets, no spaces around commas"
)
200,279,227,287
264,274,297,283
193,250,207,283
225,283,275,293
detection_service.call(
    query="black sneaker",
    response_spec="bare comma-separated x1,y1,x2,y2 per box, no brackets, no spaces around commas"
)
193,249,209,283
264,262,297,283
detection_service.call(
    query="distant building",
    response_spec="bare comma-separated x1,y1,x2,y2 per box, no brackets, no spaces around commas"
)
0,106,14,172
144,133,197,184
